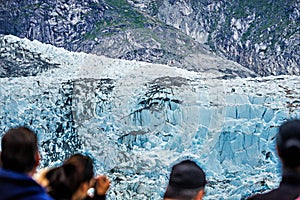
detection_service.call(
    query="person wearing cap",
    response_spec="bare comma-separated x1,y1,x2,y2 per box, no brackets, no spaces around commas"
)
163,159,206,200
248,119,300,200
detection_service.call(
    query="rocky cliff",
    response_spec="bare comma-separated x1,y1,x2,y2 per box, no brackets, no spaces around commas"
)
1,0,299,77
130,0,300,76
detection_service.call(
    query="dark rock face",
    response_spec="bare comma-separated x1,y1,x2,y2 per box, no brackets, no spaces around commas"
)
0,0,213,74
0,0,299,77
0,0,106,50
131,0,300,76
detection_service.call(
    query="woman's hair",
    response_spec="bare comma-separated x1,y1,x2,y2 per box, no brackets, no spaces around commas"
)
276,119,300,169
46,153,94,199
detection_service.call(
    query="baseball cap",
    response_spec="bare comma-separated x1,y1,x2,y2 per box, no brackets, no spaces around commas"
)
164,160,206,199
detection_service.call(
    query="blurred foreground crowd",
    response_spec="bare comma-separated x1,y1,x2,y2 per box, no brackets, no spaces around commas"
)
0,119,299,200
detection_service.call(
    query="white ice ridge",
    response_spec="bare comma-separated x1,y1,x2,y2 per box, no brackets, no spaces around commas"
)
0,35,300,199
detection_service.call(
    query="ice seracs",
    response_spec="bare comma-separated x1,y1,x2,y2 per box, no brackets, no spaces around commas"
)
0,35,299,199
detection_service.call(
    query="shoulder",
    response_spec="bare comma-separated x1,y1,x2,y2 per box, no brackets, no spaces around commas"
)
0,168,33,183
30,193,53,200
0,169,52,200
247,187,299,200
247,194,263,200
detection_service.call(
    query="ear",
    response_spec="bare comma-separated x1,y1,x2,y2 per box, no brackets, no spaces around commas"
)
35,152,40,168
28,152,40,177
195,189,205,200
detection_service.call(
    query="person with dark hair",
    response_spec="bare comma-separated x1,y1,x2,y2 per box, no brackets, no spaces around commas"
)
39,153,110,200
164,159,206,200
248,119,300,200
0,126,52,200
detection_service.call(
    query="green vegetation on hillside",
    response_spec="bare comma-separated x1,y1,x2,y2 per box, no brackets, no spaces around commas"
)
204,0,298,52
240,1,295,39
84,0,153,39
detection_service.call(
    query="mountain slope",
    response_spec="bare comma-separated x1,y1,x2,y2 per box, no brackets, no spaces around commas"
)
1,0,298,77
130,0,300,76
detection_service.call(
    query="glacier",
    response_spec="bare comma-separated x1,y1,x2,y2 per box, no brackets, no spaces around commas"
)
0,35,300,200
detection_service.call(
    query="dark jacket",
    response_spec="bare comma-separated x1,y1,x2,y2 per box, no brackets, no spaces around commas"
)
0,168,53,200
248,169,300,200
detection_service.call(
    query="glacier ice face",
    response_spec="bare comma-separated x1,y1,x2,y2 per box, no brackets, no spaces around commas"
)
0,35,300,199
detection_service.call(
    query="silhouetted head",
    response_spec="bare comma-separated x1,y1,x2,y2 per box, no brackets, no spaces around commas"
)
46,153,94,199
164,160,206,200
1,127,39,174
276,119,300,169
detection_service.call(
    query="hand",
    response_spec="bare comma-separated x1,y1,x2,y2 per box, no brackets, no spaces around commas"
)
94,175,110,195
